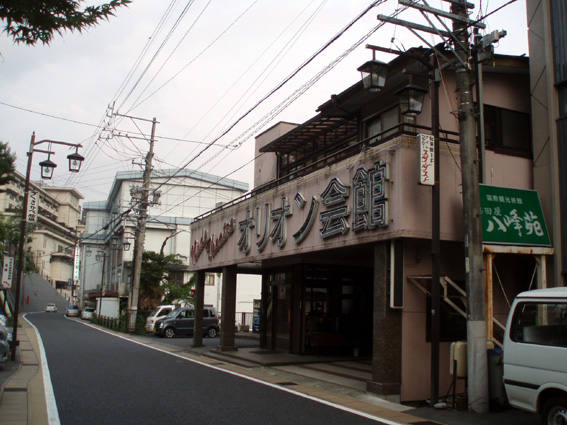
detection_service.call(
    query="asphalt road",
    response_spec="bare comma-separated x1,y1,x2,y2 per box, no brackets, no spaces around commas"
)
27,312,390,425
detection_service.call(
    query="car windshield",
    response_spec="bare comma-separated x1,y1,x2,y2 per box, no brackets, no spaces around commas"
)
165,309,181,319
85,307,94,312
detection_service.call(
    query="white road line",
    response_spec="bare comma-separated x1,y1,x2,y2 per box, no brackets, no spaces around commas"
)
23,313,61,425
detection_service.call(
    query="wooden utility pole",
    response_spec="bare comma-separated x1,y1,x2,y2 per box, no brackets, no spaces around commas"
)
451,2,489,413
126,117,157,333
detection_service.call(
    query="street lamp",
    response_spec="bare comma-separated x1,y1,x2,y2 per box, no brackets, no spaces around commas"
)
357,58,389,92
11,132,84,359
396,84,428,116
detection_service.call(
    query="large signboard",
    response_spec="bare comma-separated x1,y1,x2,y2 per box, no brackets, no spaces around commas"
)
191,160,390,265
480,185,551,246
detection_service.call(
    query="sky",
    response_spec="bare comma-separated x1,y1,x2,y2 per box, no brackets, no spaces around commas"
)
0,0,528,206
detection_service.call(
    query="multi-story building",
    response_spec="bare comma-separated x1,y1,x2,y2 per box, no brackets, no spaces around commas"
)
0,171,83,287
79,168,260,315
188,51,549,403
526,0,567,286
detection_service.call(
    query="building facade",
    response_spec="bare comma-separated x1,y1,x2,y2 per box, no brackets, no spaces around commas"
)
0,171,83,287
188,52,549,402
78,169,259,313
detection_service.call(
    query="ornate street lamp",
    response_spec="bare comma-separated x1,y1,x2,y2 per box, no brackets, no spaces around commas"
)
11,133,84,359
396,84,428,116
358,59,389,92
67,149,85,172
39,156,57,180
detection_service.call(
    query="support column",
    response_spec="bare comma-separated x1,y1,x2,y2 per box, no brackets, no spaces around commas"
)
536,255,548,289
218,265,237,352
192,270,206,348
484,253,494,342
367,241,402,402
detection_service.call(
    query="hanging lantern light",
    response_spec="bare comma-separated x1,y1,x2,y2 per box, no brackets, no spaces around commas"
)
357,59,389,92
67,149,85,172
39,156,57,180
396,84,428,116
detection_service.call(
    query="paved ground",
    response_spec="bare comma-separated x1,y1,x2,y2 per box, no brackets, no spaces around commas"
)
0,316,541,425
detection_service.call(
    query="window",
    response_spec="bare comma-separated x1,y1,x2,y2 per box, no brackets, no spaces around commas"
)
512,302,567,347
484,105,531,154
205,273,215,286
365,107,400,144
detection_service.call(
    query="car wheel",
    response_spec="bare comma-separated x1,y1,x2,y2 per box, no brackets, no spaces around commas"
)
207,327,218,338
164,327,175,338
541,396,567,425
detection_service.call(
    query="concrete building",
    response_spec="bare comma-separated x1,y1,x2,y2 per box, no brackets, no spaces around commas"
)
188,51,551,403
79,168,261,317
0,171,83,287
526,0,567,286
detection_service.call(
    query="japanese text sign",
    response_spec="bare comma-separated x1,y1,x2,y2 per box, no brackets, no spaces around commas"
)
27,190,38,223
2,257,14,289
480,185,551,246
417,134,435,186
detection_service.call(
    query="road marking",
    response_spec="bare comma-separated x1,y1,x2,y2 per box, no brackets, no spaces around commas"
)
23,314,61,425
70,319,405,425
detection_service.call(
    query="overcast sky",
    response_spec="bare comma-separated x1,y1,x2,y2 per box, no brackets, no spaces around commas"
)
0,0,528,206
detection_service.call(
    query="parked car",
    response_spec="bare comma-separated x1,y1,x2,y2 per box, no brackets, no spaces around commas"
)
45,303,57,313
65,305,79,317
154,306,219,338
145,305,176,332
81,307,95,320
503,287,567,425
0,326,9,363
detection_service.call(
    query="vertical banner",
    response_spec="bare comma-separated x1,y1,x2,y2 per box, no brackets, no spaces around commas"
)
2,257,14,289
418,134,435,186
27,190,39,222
73,246,80,281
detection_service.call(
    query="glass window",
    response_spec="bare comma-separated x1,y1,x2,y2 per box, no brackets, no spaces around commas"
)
512,302,567,347
484,105,531,154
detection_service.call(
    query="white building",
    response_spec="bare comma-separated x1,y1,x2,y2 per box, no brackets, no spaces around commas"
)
79,168,260,317
0,171,83,287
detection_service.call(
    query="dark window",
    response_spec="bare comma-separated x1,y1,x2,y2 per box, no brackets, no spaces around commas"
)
511,302,567,347
484,105,531,155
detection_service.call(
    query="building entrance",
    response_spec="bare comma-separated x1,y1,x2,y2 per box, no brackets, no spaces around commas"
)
264,264,373,356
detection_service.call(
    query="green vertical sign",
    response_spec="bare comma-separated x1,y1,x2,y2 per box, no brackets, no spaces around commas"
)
479,185,551,246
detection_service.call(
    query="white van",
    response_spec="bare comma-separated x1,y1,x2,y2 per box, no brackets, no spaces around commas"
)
145,305,176,332
503,287,567,424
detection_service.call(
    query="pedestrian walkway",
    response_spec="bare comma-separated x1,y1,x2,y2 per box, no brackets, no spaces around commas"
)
0,318,540,425
0,319,48,425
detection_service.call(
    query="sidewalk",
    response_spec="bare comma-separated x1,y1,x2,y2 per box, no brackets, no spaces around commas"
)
0,320,540,425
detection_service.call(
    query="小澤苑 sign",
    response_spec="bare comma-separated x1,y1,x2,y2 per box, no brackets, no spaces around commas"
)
480,185,551,246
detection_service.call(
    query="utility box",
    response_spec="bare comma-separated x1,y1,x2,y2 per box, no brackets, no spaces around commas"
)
95,298,119,319
450,340,495,378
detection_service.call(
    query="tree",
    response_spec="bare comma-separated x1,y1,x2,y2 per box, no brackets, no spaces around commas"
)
0,141,15,187
138,250,191,311
1,0,131,45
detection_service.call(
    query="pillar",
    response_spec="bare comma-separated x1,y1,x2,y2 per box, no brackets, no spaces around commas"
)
218,265,237,352
367,241,402,402
192,270,206,348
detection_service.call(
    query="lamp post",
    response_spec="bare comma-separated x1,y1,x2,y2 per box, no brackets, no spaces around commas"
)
11,132,84,359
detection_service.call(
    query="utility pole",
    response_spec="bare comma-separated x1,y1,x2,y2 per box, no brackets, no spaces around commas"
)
126,117,157,333
451,2,488,413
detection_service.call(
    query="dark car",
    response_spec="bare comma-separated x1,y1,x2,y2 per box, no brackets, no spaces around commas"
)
154,307,219,338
